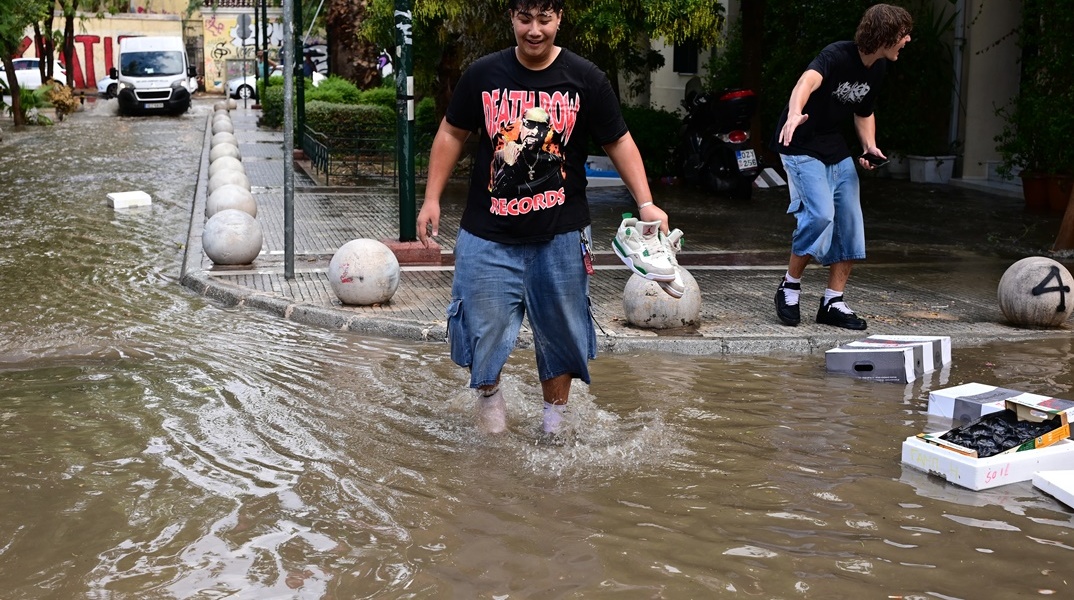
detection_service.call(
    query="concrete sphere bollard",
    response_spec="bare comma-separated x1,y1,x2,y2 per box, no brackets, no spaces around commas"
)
211,131,239,148
213,101,229,111
328,239,401,306
211,119,235,135
209,142,241,162
208,155,244,178
202,209,263,265
227,99,237,110
207,169,250,195
997,256,1074,328
623,269,701,329
206,184,257,218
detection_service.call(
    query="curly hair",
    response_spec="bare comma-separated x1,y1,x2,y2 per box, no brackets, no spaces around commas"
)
508,0,564,14
855,4,914,54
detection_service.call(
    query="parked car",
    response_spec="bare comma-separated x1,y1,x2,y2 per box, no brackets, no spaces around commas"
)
97,75,118,98
0,58,67,91
226,65,283,100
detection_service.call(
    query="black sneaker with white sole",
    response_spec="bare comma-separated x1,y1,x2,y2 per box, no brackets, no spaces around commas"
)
774,278,801,326
816,295,867,330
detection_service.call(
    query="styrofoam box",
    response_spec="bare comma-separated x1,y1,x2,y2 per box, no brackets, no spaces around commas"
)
826,335,951,383
107,190,152,209
1033,470,1074,510
928,382,1074,426
928,382,1022,425
902,435,1074,490
863,335,951,372
826,343,921,383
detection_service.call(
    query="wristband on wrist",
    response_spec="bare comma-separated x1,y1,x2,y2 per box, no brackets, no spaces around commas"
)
637,201,654,209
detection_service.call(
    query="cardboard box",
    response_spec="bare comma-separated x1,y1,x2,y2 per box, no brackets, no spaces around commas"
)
901,436,1074,491
107,190,152,209
916,397,1071,459
862,335,951,372
928,383,1074,426
825,335,951,383
1032,470,1074,510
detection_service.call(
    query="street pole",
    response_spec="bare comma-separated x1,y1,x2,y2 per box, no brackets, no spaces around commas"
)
260,0,268,97
295,0,305,139
283,0,296,279
395,0,416,242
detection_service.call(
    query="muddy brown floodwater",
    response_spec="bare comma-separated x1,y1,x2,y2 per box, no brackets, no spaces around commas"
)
0,98,1071,599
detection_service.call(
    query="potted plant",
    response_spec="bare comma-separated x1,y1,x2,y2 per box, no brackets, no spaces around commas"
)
994,0,1074,215
886,0,959,184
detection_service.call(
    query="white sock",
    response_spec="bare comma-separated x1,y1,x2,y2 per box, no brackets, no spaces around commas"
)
782,272,801,305
824,289,853,314
542,401,566,434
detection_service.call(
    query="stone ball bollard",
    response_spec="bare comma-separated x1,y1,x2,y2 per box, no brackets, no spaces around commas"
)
211,131,239,148
209,143,241,162
213,101,229,111
997,256,1074,328
208,155,244,178
328,239,401,306
207,169,250,195
622,268,701,329
206,184,257,218
202,209,263,265
211,119,234,135
227,99,237,110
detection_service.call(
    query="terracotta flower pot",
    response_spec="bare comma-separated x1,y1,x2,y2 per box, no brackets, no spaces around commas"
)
1020,171,1050,214
1047,174,1074,216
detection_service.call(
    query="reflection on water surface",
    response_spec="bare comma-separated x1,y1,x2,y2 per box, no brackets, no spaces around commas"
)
0,99,1071,599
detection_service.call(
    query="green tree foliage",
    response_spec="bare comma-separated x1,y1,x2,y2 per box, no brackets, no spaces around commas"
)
359,0,725,118
0,0,50,125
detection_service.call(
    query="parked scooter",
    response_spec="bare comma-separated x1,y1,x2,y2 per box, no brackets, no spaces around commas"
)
675,80,762,199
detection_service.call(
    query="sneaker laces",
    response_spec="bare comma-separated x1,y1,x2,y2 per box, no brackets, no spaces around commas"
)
828,299,855,315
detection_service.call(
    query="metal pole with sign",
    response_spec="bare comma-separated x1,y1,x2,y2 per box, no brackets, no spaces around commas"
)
237,13,251,108
283,0,295,279
395,0,416,242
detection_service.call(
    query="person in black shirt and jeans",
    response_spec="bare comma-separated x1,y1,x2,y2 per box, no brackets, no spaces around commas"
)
417,0,670,436
772,4,913,330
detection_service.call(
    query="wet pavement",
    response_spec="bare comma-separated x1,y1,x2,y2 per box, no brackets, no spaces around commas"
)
181,104,1074,355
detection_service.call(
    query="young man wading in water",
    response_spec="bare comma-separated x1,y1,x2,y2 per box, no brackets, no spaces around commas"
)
417,0,669,435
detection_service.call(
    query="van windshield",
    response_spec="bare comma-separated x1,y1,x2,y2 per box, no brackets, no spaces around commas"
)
121,51,185,77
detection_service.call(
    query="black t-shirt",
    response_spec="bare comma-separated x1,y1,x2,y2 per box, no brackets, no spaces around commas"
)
446,47,628,244
770,41,886,164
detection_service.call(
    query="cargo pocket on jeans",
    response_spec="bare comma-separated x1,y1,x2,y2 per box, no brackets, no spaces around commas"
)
445,299,472,367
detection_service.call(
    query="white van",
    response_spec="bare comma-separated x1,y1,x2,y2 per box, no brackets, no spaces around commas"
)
112,36,197,115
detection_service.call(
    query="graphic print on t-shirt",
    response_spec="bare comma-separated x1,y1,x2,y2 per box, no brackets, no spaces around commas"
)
482,89,579,217
832,81,871,105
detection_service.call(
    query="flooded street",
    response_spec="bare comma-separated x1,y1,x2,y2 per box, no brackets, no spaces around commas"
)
1,98,1072,599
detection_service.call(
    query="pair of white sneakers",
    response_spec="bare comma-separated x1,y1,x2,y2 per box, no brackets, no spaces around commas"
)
612,215,685,298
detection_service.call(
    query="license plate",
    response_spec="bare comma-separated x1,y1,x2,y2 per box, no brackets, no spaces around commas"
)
736,149,758,169
144,102,164,109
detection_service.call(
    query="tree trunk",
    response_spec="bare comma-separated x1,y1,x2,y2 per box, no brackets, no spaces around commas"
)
64,9,77,88
326,0,380,87
2,55,25,127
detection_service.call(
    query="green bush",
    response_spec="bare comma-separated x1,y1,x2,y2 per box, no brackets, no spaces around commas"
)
305,100,395,141
357,86,395,110
415,96,438,138
620,105,682,177
308,75,361,104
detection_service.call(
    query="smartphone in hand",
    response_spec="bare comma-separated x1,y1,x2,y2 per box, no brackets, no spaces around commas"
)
859,152,889,168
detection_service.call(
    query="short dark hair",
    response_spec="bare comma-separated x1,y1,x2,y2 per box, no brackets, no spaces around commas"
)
855,4,913,54
508,0,564,14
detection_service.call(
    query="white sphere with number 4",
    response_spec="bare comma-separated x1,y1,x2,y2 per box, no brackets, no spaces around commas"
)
329,239,400,306
997,256,1074,328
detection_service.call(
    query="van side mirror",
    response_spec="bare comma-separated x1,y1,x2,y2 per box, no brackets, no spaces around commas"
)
187,66,197,77
109,67,118,79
